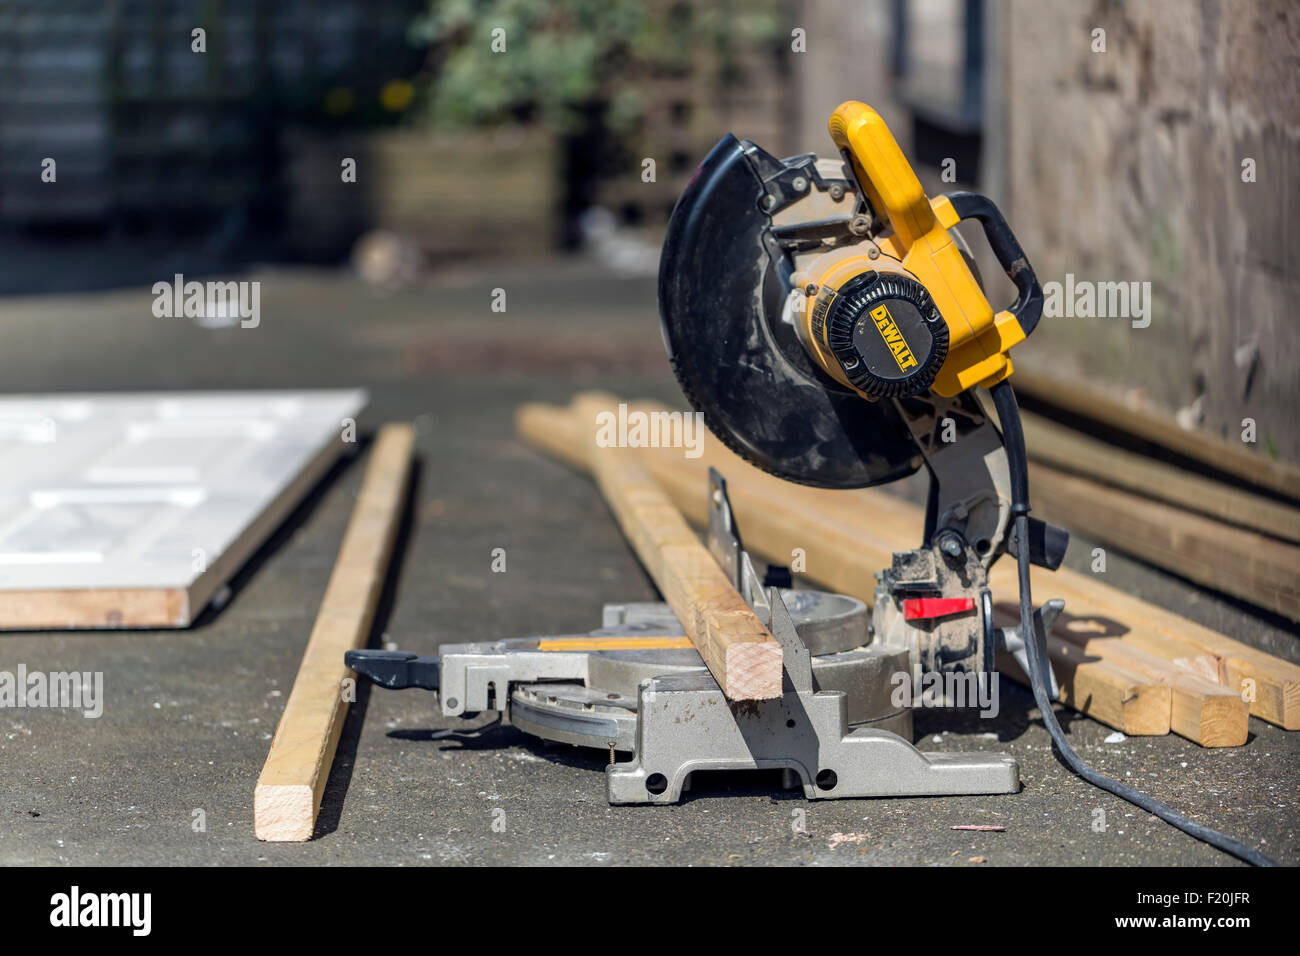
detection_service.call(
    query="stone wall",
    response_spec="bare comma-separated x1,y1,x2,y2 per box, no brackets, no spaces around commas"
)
999,0,1300,463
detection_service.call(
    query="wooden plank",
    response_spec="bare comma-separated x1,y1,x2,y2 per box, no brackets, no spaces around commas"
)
995,643,1172,736
1011,368,1300,502
1058,618,1221,684
1027,570,1300,730
516,395,1300,736
1053,630,1247,746
1021,411,1300,544
1027,461,1300,621
515,402,588,473
569,394,781,700
0,587,188,630
254,424,414,842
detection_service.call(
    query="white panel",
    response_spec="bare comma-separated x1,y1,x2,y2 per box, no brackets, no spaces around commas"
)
0,389,367,594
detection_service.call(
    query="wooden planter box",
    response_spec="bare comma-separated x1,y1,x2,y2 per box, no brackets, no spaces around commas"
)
283,125,560,260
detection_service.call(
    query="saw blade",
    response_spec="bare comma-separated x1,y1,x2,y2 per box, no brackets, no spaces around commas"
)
657,134,923,489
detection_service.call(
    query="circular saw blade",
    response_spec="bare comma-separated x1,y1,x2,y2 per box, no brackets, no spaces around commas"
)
657,135,922,489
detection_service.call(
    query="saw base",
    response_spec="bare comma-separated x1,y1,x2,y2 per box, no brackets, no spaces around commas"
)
608,672,1018,804
433,590,1018,805
508,640,914,753
439,589,913,753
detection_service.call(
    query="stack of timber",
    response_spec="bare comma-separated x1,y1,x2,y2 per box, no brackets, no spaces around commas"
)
1010,369,1300,501
516,393,1300,748
1009,370,1300,621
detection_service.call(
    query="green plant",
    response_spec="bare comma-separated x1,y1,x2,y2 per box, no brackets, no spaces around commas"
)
410,0,781,135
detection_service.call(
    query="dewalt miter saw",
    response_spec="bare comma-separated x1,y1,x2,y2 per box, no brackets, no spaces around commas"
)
350,101,1273,864
352,100,1061,796
660,100,1066,694
650,100,1272,863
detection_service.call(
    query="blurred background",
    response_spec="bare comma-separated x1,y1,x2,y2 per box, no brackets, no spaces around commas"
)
0,0,1296,460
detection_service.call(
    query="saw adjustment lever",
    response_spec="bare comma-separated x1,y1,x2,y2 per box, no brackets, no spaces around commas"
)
345,649,440,691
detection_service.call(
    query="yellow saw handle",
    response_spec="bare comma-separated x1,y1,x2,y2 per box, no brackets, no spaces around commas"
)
828,100,938,248
827,101,1041,395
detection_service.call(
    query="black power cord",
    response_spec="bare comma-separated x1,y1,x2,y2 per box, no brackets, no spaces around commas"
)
989,380,1277,867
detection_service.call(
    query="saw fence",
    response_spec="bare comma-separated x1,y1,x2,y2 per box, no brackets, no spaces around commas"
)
517,392,1300,749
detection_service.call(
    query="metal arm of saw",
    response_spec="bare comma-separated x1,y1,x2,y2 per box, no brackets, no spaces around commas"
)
892,391,1068,572
870,390,1068,692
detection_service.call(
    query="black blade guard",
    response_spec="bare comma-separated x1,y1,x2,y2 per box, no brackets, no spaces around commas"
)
657,134,922,489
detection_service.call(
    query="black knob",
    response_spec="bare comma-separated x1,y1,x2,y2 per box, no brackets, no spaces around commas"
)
824,272,948,398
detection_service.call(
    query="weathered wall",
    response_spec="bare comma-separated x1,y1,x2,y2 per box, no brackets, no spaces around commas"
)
796,1,907,153
1000,0,1300,463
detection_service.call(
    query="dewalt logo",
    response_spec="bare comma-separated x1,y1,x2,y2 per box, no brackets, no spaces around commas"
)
869,304,918,372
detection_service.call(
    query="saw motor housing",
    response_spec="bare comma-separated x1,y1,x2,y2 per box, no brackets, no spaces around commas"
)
792,101,1038,400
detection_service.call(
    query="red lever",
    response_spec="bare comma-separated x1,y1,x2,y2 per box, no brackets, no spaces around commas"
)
903,597,976,621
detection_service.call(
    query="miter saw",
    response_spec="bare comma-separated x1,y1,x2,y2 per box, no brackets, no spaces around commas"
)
350,98,1062,800
348,102,1275,863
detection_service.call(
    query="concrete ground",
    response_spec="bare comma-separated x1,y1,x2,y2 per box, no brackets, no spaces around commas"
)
0,257,1296,866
